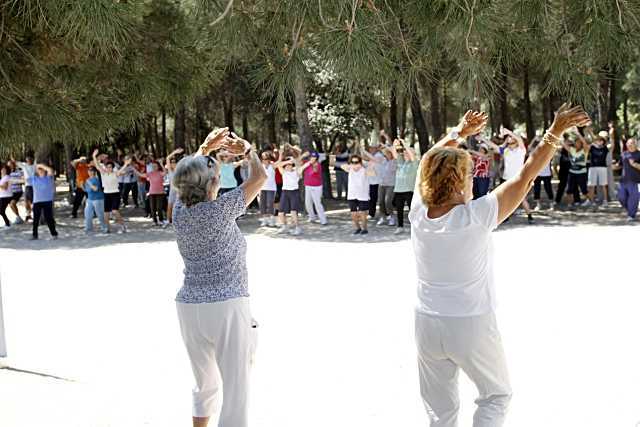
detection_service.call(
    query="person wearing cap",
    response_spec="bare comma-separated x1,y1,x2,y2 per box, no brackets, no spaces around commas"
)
299,151,328,225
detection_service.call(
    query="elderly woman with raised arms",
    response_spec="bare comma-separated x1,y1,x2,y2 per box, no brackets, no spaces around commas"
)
409,104,590,427
172,127,267,427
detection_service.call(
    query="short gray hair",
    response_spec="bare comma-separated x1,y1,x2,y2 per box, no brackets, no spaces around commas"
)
172,156,219,207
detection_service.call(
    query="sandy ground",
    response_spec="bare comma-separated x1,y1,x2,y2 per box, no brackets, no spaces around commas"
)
1,187,640,427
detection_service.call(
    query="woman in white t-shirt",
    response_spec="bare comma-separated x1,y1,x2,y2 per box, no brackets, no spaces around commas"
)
92,150,127,233
410,106,590,426
337,154,370,235
259,151,278,227
496,128,534,223
274,157,302,235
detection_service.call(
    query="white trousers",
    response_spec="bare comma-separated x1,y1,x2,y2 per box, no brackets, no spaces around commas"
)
177,297,257,425
304,185,327,224
415,311,512,427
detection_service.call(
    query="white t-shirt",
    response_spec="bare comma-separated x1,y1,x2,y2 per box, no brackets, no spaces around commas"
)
408,193,499,317
538,161,552,177
347,168,369,201
282,170,299,191
101,171,120,194
17,162,36,186
0,176,13,198
502,146,526,180
262,164,277,192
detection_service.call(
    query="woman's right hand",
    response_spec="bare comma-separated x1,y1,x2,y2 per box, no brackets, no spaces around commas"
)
201,127,230,154
549,104,591,138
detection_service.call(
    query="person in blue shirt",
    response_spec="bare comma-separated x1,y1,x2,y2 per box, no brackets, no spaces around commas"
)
31,163,58,240
84,166,108,234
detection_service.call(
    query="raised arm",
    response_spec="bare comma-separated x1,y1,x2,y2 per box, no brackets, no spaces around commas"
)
92,149,107,173
398,139,416,162
429,111,488,153
223,134,266,206
494,104,591,223
503,128,525,149
195,128,230,157
165,148,184,168
36,163,54,176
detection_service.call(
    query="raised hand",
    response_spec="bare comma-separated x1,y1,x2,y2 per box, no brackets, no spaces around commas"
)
458,111,488,138
549,104,591,137
200,127,230,154
223,133,252,156
92,149,99,157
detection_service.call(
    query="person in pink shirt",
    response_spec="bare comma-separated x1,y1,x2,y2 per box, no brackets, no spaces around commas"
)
131,159,167,226
299,151,328,225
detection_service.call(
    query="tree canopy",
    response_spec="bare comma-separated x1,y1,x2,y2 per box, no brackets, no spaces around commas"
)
2,0,640,158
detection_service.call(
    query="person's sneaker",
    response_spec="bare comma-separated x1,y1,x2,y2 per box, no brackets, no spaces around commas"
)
50,235,58,240
353,228,362,235
377,217,386,226
626,216,637,223
388,216,396,226
533,204,541,212
259,218,267,227
30,235,38,240
320,221,328,226
360,229,369,235
0,225,10,231
394,227,404,235
25,215,32,222
268,217,277,227
291,226,302,236
276,225,288,234
581,199,592,207
307,217,316,223
13,217,24,225
602,200,609,208
527,214,535,224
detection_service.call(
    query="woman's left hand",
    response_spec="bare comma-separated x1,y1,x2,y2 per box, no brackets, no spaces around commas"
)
201,127,230,154
458,111,488,138
224,133,252,156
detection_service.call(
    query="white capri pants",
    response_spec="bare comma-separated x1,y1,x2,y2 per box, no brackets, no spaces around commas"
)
177,297,257,425
304,185,327,224
415,310,512,427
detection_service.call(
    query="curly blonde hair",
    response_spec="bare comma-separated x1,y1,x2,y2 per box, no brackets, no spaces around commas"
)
420,147,472,207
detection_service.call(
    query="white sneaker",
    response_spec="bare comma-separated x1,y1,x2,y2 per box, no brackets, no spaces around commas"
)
13,217,24,225
276,225,288,234
533,204,541,212
377,217,386,226
602,200,609,208
259,218,267,227
394,227,404,235
581,199,592,207
290,226,302,236
268,217,277,227
307,217,317,223
388,216,396,226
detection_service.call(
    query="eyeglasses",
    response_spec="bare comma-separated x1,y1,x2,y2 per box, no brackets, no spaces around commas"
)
205,155,217,169
351,161,361,165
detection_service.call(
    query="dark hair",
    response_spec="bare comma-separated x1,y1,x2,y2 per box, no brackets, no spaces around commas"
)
106,161,115,168
1,164,10,175
89,166,98,173
349,154,362,163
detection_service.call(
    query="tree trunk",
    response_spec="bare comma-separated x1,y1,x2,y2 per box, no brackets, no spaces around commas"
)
498,64,512,129
152,115,159,155
266,110,277,148
389,85,398,139
174,103,186,149
222,95,235,132
442,81,448,131
523,63,535,141
597,75,610,130
400,91,408,138
161,107,167,153
623,93,629,136
242,111,249,139
607,69,618,125
294,77,314,152
63,140,74,202
542,95,550,131
429,78,443,139
410,82,430,154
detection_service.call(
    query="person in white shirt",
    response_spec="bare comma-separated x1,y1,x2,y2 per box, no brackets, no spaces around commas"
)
274,156,302,235
14,155,36,222
376,146,397,226
259,151,278,227
497,127,534,224
92,150,127,233
337,153,370,235
528,138,555,210
410,105,590,427
366,145,385,219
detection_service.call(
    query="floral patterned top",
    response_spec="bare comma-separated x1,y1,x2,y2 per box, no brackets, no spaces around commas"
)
173,187,248,303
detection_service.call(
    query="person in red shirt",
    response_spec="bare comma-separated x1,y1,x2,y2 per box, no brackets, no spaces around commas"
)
299,151,328,225
131,159,167,226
